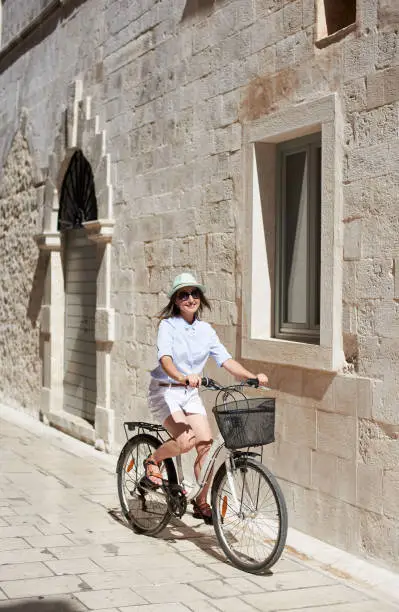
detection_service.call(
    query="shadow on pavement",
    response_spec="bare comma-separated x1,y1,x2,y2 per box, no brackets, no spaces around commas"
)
108,506,231,564
0,600,84,612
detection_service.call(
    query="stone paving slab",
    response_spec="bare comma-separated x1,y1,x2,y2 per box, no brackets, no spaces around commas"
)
0,412,398,612
243,584,369,610
0,561,53,581
73,587,147,609
288,604,399,612
1,575,85,599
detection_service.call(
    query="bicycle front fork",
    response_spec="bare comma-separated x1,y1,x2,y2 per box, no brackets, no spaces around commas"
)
225,454,246,518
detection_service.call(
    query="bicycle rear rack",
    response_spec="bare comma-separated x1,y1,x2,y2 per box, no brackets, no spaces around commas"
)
123,421,169,441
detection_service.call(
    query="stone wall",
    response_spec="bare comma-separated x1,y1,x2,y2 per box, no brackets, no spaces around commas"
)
1,0,54,47
0,0,398,570
0,131,41,413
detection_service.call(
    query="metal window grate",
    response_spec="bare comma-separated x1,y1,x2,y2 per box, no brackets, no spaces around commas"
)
58,150,98,231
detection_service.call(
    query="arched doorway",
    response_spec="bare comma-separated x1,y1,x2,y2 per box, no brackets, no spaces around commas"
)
59,150,98,425
35,79,115,451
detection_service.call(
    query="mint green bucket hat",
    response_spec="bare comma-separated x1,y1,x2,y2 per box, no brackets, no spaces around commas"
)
168,272,206,298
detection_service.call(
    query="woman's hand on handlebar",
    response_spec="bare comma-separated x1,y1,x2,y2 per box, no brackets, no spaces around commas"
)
256,373,269,386
185,374,202,388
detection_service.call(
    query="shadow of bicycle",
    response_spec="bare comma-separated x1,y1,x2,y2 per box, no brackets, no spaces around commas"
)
108,506,252,566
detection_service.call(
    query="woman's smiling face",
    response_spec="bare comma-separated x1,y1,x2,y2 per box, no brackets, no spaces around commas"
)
175,286,201,320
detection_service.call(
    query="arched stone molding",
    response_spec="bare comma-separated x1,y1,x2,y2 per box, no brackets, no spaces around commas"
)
35,80,115,452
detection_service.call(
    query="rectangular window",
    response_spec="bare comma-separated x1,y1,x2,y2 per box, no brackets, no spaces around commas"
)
275,133,321,344
317,0,356,42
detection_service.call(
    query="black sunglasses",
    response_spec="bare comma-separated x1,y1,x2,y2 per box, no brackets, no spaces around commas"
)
176,288,201,301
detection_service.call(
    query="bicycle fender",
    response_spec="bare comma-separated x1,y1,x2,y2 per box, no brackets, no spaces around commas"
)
233,451,262,459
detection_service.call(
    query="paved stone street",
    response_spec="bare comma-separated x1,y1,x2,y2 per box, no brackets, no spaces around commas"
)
0,410,398,612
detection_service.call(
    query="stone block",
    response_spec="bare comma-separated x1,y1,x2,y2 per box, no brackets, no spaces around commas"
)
333,375,358,416
342,261,357,304
282,403,316,449
220,90,241,127
273,440,311,487
353,104,398,148
336,457,357,505
207,233,235,273
383,470,399,519
367,65,399,109
311,450,338,497
360,509,399,566
312,450,357,505
344,78,367,113
357,377,372,418
344,36,375,82
128,214,162,242
356,259,394,300
357,462,384,514
345,142,395,183
374,300,399,338
317,412,357,461
203,271,236,301
160,209,196,239
283,0,302,34
343,219,362,261
376,29,399,70
144,239,173,268
361,215,399,259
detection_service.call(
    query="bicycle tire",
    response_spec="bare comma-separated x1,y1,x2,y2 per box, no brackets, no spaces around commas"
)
117,433,177,536
211,457,288,573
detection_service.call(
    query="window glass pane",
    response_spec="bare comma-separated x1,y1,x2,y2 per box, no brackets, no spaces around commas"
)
283,151,308,325
314,146,321,326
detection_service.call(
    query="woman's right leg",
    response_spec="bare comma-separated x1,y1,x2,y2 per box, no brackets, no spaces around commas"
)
151,411,196,463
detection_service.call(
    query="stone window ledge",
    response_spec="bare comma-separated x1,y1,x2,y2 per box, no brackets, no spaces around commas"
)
315,23,357,49
242,338,338,373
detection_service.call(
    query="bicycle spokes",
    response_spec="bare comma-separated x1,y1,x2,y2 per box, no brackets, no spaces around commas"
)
212,458,287,572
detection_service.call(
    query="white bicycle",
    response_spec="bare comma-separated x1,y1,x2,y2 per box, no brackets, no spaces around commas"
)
117,377,288,573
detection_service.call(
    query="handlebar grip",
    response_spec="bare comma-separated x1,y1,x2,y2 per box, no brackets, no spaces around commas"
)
201,377,213,387
246,378,259,388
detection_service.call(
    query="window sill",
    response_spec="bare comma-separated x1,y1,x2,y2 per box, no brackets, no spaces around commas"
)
315,23,356,49
242,337,343,373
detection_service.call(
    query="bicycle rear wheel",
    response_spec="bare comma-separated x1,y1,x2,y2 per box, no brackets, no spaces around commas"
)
211,456,287,573
117,433,177,536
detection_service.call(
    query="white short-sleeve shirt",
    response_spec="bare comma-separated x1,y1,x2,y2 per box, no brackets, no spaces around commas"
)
150,316,232,382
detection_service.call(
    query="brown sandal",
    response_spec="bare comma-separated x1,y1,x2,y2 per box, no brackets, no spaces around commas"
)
192,500,213,525
142,458,163,489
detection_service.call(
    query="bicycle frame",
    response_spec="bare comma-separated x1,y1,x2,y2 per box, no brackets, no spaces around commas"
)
174,432,226,502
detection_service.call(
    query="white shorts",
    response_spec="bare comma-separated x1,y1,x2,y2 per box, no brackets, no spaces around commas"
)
148,378,207,424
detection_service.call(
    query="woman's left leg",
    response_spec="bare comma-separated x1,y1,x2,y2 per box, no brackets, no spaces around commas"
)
185,413,213,507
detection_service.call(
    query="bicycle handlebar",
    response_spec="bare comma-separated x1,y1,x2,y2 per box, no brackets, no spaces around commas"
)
200,377,261,390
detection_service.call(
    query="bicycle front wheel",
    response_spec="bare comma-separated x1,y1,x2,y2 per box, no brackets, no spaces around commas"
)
211,457,288,573
117,433,177,536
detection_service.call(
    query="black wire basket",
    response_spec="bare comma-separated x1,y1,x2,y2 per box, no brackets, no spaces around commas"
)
213,397,276,450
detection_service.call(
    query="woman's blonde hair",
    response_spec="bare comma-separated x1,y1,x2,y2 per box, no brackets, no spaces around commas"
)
158,289,211,322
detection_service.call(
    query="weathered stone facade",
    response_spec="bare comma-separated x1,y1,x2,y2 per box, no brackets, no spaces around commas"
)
0,0,398,570
0,129,42,414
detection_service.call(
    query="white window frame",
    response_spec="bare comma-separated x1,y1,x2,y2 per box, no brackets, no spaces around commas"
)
241,94,345,372
275,132,321,343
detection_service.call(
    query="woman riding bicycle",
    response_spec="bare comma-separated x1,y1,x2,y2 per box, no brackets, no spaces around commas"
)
144,272,268,524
